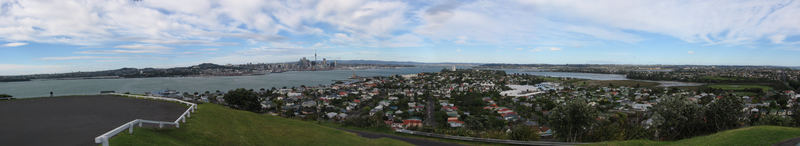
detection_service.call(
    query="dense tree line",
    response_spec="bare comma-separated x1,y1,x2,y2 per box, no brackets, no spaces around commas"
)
545,95,752,142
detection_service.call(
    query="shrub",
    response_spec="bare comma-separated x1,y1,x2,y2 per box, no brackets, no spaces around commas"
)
223,88,264,112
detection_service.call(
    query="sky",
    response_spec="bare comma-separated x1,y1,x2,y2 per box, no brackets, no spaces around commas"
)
1,0,800,75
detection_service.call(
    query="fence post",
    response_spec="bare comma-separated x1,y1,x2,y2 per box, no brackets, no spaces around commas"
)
139,121,143,127
128,123,134,134
187,112,191,118
176,122,180,128
182,116,186,123
159,122,163,128
102,137,109,146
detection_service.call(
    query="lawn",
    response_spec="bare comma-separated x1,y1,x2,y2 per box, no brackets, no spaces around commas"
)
588,126,800,146
109,104,411,146
708,84,773,92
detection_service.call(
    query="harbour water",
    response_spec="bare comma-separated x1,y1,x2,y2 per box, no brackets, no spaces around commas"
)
1,67,701,98
0,66,448,98
504,70,704,87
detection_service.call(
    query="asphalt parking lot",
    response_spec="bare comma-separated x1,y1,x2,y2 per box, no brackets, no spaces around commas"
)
0,95,186,146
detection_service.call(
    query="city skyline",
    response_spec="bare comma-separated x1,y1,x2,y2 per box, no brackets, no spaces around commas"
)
2,0,800,75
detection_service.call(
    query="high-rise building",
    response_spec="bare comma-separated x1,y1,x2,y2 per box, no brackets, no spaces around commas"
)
322,58,327,68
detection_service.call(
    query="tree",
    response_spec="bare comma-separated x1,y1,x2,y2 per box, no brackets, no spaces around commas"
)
706,96,744,132
548,99,597,142
652,96,707,140
223,88,264,112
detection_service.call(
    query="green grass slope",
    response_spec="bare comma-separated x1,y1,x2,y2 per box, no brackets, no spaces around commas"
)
109,104,411,146
589,126,800,146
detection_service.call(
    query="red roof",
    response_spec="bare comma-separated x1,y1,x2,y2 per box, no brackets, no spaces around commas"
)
402,119,422,125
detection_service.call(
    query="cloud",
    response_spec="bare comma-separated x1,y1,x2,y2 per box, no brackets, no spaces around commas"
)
517,0,800,45
530,47,563,52
76,49,166,54
687,51,695,54
456,48,462,52
76,44,175,54
113,44,173,50
0,0,409,47
454,36,467,44
2,42,28,47
770,34,787,44
39,56,125,61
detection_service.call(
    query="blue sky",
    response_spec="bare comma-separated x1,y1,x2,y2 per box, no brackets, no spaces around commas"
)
1,0,800,75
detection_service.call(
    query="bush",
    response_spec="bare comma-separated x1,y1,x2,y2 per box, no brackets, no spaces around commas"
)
510,125,540,141
223,88,264,112
0,94,11,98
548,99,597,142
758,114,794,126
342,114,385,128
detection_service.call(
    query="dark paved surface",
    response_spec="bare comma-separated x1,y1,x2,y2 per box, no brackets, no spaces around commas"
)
774,137,800,146
0,95,187,146
338,128,465,146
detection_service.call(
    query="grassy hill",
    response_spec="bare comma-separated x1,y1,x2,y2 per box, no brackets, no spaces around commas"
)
589,126,800,146
109,104,411,146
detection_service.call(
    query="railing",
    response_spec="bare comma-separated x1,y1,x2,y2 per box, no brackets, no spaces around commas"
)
395,129,586,146
94,93,197,146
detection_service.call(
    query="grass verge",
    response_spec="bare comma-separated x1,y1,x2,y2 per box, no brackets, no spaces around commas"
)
109,104,411,146
588,126,800,146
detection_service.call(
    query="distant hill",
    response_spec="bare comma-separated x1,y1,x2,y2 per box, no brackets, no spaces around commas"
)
109,104,410,146
589,126,800,146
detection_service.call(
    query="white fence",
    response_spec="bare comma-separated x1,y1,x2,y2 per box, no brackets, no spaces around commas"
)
94,93,197,146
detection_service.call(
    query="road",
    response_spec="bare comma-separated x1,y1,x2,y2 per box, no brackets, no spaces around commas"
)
0,95,186,146
338,128,465,146
774,136,800,146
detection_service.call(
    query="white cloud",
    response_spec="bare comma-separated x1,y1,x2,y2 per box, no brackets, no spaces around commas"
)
199,48,219,51
39,56,124,61
0,0,409,47
456,48,462,52
2,42,27,47
76,49,165,54
688,51,695,54
770,34,787,44
114,44,173,50
517,0,800,45
76,44,174,54
530,47,562,52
